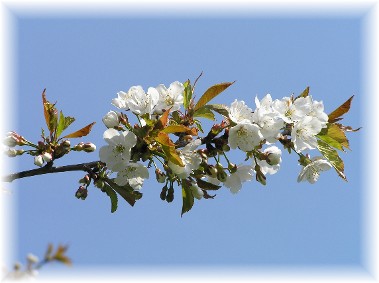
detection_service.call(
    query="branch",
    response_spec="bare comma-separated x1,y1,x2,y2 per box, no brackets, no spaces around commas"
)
2,161,101,183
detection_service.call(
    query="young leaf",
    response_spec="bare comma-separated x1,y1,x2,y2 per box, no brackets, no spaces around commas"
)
162,125,191,134
56,111,76,139
194,81,235,111
193,105,215,120
52,245,72,266
207,104,230,118
162,145,184,167
63,122,96,138
42,89,58,136
317,123,350,151
103,183,119,213
157,108,171,129
317,140,347,181
154,132,176,147
295,86,310,99
183,80,192,110
328,96,354,123
181,181,194,217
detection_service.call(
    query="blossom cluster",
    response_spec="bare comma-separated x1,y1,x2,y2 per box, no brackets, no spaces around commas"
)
3,79,356,214
98,80,337,206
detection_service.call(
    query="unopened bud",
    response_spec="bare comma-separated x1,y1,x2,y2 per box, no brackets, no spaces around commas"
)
3,131,27,147
75,186,88,200
83,143,96,152
27,253,39,264
61,140,71,148
264,146,282,166
155,169,166,183
160,185,168,201
5,148,17,157
34,155,44,167
102,110,119,128
166,187,174,203
79,175,91,185
207,165,218,178
73,142,84,151
42,152,52,162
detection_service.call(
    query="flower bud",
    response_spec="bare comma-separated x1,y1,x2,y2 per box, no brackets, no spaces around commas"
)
160,185,168,201
34,155,44,167
73,142,84,151
254,165,266,185
79,174,91,185
155,169,166,183
83,143,96,152
27,253,39,264
42,152,52,163
264,146,282,166
61,140,71,148
5,148,17,157
75,186,88,200
102,110,119,128
3,131,27,147
166,187,174,203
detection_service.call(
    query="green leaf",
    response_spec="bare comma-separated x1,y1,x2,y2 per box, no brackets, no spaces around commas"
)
194,81,235,111
317,140,347,181
317,123,350,151
196,178,221,190
162,125,191,134
328,95,354,123
193,105,215,120
207,104,230,117
183,80,192,110
56,111,76,139
295,86,310,99
194,119,204,133
181,181,194,216
106,179,142,207
103,183,119,213
63,122,96,138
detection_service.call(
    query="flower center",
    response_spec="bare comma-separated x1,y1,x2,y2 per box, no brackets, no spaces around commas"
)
114,144,125,154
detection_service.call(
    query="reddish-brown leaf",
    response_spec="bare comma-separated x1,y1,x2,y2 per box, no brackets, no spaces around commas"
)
328,96,354,123
63,122,96,138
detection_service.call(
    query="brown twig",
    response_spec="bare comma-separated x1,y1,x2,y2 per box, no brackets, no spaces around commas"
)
2,161,101,183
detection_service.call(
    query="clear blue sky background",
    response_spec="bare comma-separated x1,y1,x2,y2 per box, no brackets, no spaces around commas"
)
6,12,365,275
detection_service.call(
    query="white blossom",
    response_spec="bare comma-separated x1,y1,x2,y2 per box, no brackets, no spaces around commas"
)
112,91,131,110
308,98,329,127
297,157,332,184
168,139,202,179
153,81,184,114
124,85,159,115
115,162,149,190
273,96,311,123
102,110,119,128
228,99,254,124
99,128,137,171
291,116,323,152
228,122,264,152
224,165,254,194
27,253,39,264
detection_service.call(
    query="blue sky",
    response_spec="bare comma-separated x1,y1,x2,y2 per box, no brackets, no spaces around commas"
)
4,12,366,276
